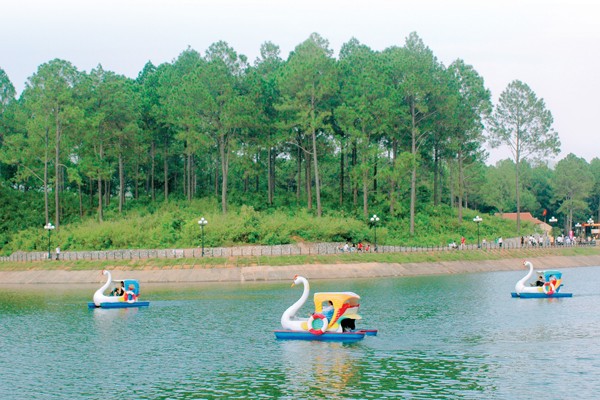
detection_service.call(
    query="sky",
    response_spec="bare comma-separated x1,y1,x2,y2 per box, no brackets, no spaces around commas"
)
2,0,599,165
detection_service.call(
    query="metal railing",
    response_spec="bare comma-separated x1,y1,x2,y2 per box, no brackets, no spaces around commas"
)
1,238,594,263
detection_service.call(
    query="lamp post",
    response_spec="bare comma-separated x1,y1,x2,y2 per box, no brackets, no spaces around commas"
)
44,223,55,259
473,216,482,248
588,217,594,240
575,223,582,240
549,216,557,246
198,217,208,257
370,214,380,251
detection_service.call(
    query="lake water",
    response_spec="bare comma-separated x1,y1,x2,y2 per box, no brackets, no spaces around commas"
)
2,265,600,399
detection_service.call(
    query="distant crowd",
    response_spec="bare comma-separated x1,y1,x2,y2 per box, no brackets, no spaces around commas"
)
521,234,596,247
338,241,372,252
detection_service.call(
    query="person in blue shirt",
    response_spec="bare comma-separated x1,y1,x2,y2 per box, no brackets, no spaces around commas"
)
322,301,334,321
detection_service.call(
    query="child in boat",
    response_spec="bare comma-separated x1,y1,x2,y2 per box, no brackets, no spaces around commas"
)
125,284,138,302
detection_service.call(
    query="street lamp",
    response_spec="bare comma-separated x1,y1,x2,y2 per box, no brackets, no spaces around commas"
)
473,216,483,248
370,214,380,251
44,223,55,259
198,217,208,257
575,223,582,239
588,217,595,240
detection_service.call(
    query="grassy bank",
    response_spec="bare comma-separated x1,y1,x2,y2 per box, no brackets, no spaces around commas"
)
2,200,528,255
2,246,598,272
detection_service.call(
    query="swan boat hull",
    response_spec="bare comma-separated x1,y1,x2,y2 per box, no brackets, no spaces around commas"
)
274,329,367,342
510,292,572,298
358,329,378,336
88,301,150,309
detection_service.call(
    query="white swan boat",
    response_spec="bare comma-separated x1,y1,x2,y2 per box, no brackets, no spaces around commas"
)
511,261,573,298
274,275,377,341
88,270,150,308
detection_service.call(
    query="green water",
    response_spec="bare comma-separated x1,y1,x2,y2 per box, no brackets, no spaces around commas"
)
1,266,600,399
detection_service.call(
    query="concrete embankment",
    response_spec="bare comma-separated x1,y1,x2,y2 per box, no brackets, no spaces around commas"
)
2,255,600,285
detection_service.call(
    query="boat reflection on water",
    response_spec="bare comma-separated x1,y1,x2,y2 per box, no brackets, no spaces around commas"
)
91,306,143,334
278,340,363,397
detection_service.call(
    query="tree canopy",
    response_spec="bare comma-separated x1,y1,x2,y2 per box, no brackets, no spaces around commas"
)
1,33,597,253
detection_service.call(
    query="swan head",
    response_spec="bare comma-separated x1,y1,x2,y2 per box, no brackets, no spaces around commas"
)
101,269,113,283
291,275,307,287
291,274,300,287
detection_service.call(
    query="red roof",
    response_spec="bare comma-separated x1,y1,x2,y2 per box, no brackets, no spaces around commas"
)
496,212,553,234
498,212,544,224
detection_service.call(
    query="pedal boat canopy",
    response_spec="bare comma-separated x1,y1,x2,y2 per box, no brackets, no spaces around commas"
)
313,292,362,322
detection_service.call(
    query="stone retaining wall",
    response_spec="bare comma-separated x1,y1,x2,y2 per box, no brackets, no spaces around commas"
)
2,255,600,285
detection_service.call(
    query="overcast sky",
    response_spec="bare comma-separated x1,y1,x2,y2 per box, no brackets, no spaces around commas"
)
2,0,598,164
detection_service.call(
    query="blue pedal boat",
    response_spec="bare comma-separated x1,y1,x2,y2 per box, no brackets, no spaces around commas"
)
88,270,150,309
511,261,573,298
275,275,378,341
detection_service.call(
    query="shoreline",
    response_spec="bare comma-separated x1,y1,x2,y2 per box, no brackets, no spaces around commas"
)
1,254,600,285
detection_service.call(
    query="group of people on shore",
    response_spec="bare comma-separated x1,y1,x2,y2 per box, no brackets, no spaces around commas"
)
449,236,501,249
521,235,550,247
521,233,596,247
449,236,468,249
338,241,371,253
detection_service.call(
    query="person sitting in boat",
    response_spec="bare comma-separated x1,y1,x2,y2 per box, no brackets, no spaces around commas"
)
341,318,356,332
110,281,125,296
534,275,545,287
322,301,334,321
124,284,138,302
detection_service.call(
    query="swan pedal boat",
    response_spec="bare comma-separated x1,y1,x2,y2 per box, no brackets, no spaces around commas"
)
511,261,573,298
88,270,150,309
275,275,378,342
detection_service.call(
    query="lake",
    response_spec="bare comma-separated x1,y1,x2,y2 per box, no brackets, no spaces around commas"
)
1,265,600,399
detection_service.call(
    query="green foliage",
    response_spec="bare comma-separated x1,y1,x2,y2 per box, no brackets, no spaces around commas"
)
0,185,46,249
554,154,594,224
381,204,525,247
2,35,597,256
0,198,530,255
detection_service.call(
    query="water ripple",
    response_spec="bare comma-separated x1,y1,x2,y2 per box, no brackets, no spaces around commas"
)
2,268,600,398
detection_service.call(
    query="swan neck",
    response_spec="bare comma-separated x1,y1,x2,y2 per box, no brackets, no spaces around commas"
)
281,277,310,325
96,271,112,295
516,262,534,291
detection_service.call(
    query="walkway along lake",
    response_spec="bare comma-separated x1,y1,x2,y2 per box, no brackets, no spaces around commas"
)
1,254,600,284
